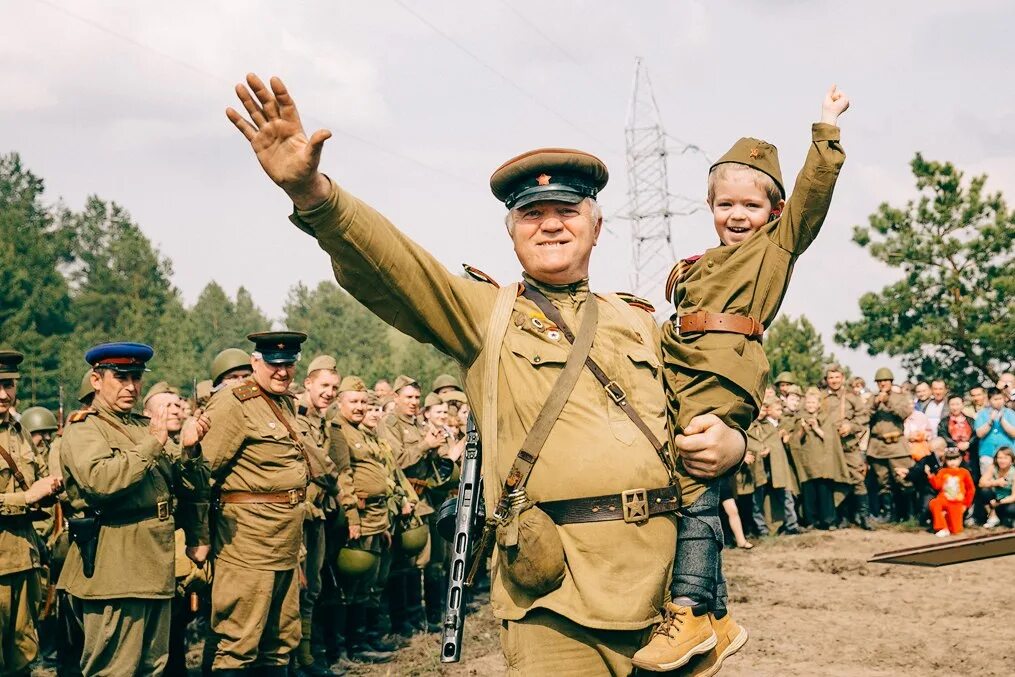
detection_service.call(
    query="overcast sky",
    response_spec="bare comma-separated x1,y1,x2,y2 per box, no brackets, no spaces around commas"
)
4,0,1013,382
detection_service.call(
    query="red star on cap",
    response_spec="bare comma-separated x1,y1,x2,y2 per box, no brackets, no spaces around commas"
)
749,148,760,159
536,174,551,186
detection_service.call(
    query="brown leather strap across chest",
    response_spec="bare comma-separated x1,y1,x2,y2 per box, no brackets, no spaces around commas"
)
678,311,764,338
219,488,306,505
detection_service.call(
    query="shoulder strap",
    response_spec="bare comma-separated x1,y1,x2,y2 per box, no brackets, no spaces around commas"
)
498,294,597,507
522,284,670,473
0,442,29,491
470,282,518,510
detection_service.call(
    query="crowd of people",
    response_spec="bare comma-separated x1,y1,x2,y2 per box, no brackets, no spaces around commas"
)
723,365,1015,549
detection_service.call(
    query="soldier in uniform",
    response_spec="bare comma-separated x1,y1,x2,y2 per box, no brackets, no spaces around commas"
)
821,364,872,529
378,375,441,634
752,397,801,534
867,367,915,522
773,372,798,401
226,74,746,676
58,343,210,676
431,374,461,396
20,407,59,453
199,332,313,674
331,377,402,664
294,356,341,677
372,380,392,400
0,350,63,676
210,348,254,392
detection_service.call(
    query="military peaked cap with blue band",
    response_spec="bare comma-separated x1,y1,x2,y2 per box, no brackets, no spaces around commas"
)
84,342,153,373
490,148,609,209
0,350,24,380
247,331,307,364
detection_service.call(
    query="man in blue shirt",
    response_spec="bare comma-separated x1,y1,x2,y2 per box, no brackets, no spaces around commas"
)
975,387,1015,477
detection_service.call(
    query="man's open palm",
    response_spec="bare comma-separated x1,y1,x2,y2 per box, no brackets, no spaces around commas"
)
226,74,332,208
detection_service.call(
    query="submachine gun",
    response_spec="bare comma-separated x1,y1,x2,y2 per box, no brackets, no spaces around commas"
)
436,414,486,663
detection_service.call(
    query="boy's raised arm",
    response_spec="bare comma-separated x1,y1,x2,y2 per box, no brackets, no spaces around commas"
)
772,85,849,255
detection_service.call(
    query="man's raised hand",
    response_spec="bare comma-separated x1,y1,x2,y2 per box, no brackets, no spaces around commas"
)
226,74,333,210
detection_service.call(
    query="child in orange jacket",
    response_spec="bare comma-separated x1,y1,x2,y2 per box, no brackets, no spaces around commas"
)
926,448,975,537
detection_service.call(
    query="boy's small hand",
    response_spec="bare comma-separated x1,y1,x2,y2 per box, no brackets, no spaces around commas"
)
821,84,850,124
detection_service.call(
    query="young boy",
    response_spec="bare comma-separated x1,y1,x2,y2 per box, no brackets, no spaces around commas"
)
632,86,849,674
926,448,975,537
789,388,851,530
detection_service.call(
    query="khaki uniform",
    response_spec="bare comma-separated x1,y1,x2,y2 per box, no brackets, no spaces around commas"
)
867,392,915,501
787,412,849,528
291,181,675,674
748,417,798,531
0,415,46,675
201,380,309,669
58,400,208,676
821,388,870,497
737,422,769,495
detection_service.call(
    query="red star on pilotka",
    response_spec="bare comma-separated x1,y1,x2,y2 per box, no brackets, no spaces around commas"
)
536,174,551,185
749,148,760,159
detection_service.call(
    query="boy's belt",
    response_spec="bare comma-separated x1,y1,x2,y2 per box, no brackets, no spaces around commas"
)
539,486,681,525
219,488,306,505
679,312,764,338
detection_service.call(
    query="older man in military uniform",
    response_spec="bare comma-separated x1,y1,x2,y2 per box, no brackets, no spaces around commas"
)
294,355,341,677
199,332,313,674
821,364,871,529
227,74,745,676
0,350,63,675
58,343,210,676
867,367,915,522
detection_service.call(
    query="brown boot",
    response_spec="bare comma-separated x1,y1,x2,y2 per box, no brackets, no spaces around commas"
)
630,603,717,672
682,612,749,677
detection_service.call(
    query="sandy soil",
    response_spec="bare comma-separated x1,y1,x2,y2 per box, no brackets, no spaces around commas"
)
355,526,1015,677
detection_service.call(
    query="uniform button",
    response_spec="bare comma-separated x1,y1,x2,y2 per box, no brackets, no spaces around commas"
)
533,356,542,363
707,260,714,268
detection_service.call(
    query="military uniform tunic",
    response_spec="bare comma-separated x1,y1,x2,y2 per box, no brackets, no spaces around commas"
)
201,380,310,669
0,414,46,674
291,184,675,634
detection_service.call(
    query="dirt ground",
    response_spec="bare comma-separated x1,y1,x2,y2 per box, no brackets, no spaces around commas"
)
354,526,1015,677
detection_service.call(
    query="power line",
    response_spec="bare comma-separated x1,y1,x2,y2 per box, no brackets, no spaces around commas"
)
392,0,619,154
32,0,474,185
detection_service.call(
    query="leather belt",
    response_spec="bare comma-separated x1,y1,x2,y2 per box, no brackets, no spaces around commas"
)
408,478,429,494
539,485,681,525
219,488,306,506
99,500,173,526
678,312,764,338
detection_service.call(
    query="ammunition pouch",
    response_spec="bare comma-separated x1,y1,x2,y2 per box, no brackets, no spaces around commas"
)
66,516,100,578
495,504,565,597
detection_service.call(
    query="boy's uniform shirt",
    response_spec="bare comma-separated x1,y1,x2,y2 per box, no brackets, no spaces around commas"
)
661,123,845,436
757,417,797,493
738,421,770,495
787,412,850,484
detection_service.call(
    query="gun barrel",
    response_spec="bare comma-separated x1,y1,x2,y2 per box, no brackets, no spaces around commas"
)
440,415,482,663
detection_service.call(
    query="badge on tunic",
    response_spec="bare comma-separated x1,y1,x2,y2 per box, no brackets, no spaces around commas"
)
268,422,276,429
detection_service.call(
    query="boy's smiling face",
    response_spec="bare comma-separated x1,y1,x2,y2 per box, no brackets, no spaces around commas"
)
709,166,785,246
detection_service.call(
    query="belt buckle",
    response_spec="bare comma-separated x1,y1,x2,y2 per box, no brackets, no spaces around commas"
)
288,489,301,506
621,488,649,524
157,501,171,521
604,380,627,404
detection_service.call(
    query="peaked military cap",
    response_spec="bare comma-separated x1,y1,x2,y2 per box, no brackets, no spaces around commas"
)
392,374,419,393
431,373,461,393
0,350,24,380
85,342,153,374
143,381,179,407
339,376,367,394
306,355,338,375
490,148,608,209
247,331,307,365
711,137,785,199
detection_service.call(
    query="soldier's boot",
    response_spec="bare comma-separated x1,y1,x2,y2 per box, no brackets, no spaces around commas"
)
630,602,717,672
403,569,435,633
856,497,873,530
294,619,337,677
680,612,750,677
364,606,406,652
424,569,446,628
345,604,394,664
